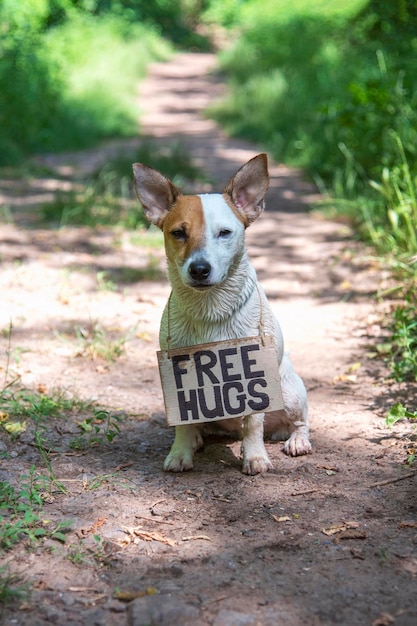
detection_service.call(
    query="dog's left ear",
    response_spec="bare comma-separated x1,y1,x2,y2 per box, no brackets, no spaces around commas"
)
224,153,269,226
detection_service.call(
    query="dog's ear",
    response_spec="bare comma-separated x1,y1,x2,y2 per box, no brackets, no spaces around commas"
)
132,163,181,229
224,153,269,226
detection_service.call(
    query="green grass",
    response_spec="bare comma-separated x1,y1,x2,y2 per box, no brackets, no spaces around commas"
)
0,386,93,434
0,467,72,551
0,382,122,553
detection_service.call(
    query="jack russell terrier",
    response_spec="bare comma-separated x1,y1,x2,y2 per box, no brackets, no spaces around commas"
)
133,154,311,474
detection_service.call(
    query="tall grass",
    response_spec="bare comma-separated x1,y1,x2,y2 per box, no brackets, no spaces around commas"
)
208,0,417,261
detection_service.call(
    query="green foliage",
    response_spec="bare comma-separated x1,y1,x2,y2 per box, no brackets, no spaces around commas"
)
0,467,72,551
210,0,417,259
367,135,417,257
1,386,92,432
98,0,211,49
386,402,417,428
0,3,171,164
69,409,123,449
387,297,417,382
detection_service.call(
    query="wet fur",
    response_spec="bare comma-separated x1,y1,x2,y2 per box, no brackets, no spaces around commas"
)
133,154,312,474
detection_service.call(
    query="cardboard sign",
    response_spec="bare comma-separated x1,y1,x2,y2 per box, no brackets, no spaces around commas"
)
157,336,284,426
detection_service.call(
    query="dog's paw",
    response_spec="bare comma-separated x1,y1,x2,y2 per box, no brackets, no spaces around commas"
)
284,432,312,457
242,454,273,475
163,450,194,472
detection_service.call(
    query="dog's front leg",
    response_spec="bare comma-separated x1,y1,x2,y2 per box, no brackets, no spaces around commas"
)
164,424,204,472
241,413,273,475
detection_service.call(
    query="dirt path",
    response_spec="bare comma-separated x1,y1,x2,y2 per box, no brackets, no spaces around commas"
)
1,53,416,626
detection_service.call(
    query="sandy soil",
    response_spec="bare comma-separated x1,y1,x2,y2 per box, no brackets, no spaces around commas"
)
1,53,416,626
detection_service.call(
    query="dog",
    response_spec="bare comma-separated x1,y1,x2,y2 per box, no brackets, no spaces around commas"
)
133,153,311,474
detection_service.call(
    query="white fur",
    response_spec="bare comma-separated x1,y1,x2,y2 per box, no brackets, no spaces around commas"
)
133,154,312,475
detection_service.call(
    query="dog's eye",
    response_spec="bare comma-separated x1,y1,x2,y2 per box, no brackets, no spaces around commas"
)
171,228,187,240
218,229,232,238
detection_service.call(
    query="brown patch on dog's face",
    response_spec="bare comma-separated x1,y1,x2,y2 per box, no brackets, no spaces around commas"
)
163,196,205,265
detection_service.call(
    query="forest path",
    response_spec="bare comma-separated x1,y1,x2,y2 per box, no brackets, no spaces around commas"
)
138,52,383,435
1,52,416,626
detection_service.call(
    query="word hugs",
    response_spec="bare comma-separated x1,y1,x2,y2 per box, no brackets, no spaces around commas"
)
157,336,284,426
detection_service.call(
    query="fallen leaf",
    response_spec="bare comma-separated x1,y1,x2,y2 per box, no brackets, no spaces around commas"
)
122,526,175,547
322,521,359,536
135,530,175,546
3,420,27,435
88,517,107,533
398,521,417,529
333,374,357,383
376,342,392,355
271,515,291,523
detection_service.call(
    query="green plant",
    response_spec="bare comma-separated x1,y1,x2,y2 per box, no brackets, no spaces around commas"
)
66,540,93,567
367,134,417,257
33,431,66,495
385,402,416,467
385,402,417,428
387,298,417,382
69,410,124,450
74,322,129,362
0,468,71,551
0,386,93,435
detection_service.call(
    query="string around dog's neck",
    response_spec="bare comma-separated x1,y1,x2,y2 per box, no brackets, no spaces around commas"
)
165,283,266,351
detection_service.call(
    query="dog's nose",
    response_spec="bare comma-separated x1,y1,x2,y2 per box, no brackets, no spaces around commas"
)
189,260,211,281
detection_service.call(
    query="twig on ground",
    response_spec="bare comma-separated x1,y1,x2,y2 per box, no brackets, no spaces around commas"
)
368,472,416,488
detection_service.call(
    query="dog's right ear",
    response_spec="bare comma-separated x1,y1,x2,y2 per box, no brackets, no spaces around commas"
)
224,153,269,226
132,163,181,229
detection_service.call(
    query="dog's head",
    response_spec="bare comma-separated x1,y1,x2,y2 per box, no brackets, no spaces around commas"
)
132,154,269,290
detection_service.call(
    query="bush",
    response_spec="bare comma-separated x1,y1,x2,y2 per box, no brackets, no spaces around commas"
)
0,3,171,164
0,2,65,162
209,0,417,257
